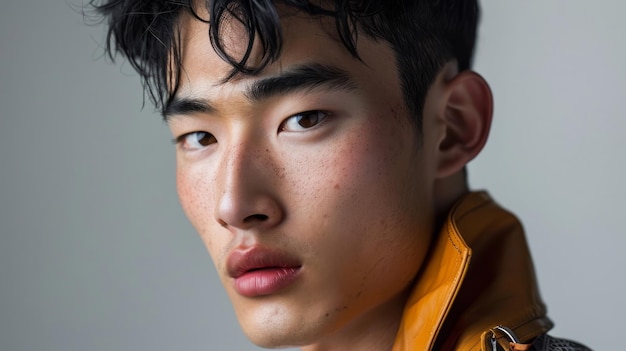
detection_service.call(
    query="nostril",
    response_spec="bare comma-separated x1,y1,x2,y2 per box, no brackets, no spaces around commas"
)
243,214,269,223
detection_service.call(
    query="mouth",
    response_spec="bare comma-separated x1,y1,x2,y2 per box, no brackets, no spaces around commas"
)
226,247,302,297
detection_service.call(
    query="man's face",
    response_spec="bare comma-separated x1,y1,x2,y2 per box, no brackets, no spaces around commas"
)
167,9,442,349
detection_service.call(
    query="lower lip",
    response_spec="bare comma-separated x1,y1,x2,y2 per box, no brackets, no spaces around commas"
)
233,267,301,297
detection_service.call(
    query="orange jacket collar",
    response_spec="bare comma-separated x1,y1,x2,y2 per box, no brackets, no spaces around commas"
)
392,191,553,351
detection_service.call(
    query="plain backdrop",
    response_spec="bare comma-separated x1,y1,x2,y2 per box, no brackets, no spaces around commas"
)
1,1,624,350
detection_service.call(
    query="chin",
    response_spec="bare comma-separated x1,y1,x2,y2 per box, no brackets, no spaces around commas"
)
235,301,331,349
247,332,301,349
243,323,309,349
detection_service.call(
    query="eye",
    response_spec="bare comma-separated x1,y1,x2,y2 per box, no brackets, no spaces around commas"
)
281,110,329,132
176,131,217,150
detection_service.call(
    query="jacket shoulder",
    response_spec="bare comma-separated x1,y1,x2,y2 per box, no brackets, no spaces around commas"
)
531,334,592,351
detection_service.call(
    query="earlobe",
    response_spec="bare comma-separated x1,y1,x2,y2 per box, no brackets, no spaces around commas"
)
436,71,493,178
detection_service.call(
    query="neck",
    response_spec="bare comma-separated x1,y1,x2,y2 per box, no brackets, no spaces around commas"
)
434,170,469,229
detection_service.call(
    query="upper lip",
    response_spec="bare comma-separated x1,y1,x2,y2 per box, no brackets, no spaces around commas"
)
226,246,302,278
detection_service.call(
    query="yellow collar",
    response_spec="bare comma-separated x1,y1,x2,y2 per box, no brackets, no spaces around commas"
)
392,192,553,351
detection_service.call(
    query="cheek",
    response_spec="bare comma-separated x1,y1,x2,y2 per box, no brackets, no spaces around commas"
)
176,164,203,226
279,127,379,219
324,117,418,208
285,111,425,249
176,163,221,260
280,113,430,321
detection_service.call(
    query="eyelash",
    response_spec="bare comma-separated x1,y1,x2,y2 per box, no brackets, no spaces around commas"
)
173,110,331,151
280,110,331,132
173,131,217,151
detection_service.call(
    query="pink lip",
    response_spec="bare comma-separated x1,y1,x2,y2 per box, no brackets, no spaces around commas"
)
226,247,302,297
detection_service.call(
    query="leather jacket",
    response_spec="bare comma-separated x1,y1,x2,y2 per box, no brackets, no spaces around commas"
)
390,192,590,351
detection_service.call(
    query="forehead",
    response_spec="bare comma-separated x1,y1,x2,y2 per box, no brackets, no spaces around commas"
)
175,5,398,91
166,4,413,132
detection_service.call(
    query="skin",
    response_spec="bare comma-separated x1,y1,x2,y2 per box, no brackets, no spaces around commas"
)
166,8,492,351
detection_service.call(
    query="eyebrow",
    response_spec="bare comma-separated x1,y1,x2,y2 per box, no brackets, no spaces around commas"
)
163,63,357,121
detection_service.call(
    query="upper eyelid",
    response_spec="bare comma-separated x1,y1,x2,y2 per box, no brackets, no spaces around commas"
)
174,132,194,145
281,110,331,131
171,107,333,143
173,131,215,149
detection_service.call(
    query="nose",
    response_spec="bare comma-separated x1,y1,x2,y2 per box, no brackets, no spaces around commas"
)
214,141,284,231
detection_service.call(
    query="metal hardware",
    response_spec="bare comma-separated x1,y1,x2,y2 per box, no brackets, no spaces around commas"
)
490,325,522,350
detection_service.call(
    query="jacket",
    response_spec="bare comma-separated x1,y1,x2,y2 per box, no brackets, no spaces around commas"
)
391,191,590,351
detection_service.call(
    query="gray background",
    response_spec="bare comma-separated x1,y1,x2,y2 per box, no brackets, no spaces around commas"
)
1,1,623,350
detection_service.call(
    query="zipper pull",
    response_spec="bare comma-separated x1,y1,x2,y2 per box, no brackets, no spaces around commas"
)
490,332,498,351
490,325,532,351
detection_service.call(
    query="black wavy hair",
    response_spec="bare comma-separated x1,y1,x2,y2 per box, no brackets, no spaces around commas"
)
89,0,479,130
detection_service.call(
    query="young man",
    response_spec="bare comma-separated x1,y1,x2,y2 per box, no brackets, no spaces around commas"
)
91,1,590,350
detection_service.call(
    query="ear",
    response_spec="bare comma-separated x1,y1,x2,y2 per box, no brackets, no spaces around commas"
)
435,71,493,178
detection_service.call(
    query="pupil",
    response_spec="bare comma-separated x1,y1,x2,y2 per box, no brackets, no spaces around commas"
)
198,132,213,146
298,112,318,128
